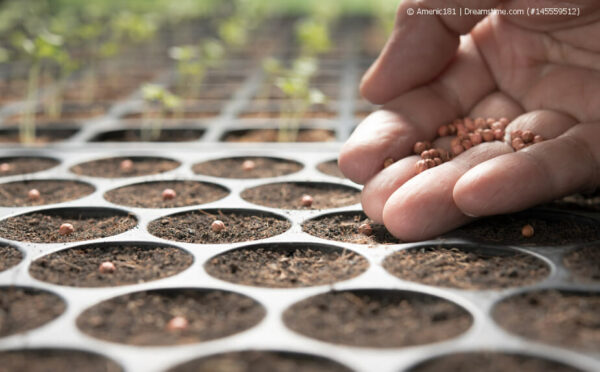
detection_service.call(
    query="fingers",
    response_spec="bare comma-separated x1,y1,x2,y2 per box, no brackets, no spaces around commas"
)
361,0,500,104
468,91,524,120
454,122,600,217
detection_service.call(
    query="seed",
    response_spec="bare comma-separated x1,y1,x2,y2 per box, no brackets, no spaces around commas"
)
0,163,10,172
482,129,494,142
522,130,534,143
437,125,449,137
499,117,509,126
59,223,75,236
383,157,395,168
162,188,177,200
465,118,476,131
521,224,534,238
413,141,431,155
533,134,544,143
469,132,482,145
439,149,451,162
211,220,226,232
28,189,41,201
415,160,428,174
452,144,464,156
493,129,504,140
99,261,116,274
461,139,473,150
424,158,435,168
447,123,457,135
474,117,485,128
456,123,467,135
486,117,496,125
120,159,134,172
511,130,523,139
433,157,442,166
301,194,314,207
358,223,373,236
166,316,189,332
241,159,256,171
511,137,525,150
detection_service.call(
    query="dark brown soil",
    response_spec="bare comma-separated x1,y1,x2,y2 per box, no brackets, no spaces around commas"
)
547,191,600,212
0,208,137,243
238,111,336,119
91,129,205,142
383,246,549,290
223,129,336,143
0,245,22,272
493,290,600,351
0,349,122,372
241,182,360,210
317,159,345,178
0,157,59,177
0,180,95,207
122,110,220,120
303,212,400,244
410,352,581,372
205,243,368,288
0,287,65,338
193,156,303,179
77,289,265,346
29,243,193,287
5,103,108,124
445,212,600,246
70,156,180,178
168,351,352,372
283,290,472,348
148,209,290,244
564,245,600,282
104,181,228,208
0,128,78,144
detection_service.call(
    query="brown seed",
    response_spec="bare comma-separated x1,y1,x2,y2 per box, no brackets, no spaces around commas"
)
166,316,189,332
511,130,523,139
521,224,534,238
300,194,313,207
464,118,476,131
413,141,431,155
439,149,451,162
383,157,395,168
0,163,10,172
28,189,41,201
486,117,496,125
424,158,435,168
447,123,457,135
120,159,134,172
493,129,504,141
59,223,75,236
358,223,373,236
491,121,504,131
533,134,544,143
437,125,449,137
211,220,226,232
433,157,442,166
456,123,467,135
511,137,525,150
415,160,428,174
241,160,256,171
452,144,464,156
474,117,485,128
461,139,473,150
99,261,116,274
162,188,177,201
522,130,534,143
482,129,494,142
499,117,509,126
469,132,482,145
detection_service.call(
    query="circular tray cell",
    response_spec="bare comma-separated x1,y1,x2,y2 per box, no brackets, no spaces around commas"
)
241,182,360,210
0,180,95,207
303,212,400,244
383,245,549,290
409,352,581,372
445,211,600,246
149,209,290,244
564,245,600,282
77,288,265,346
168,350,352,372
0,349,122,372
493,290,600,351
91,128,205,142
0,156,59,177
0,244,22,272
104,181,228,208
0,208,137,243
70,156,180,178
30,242,193,287
283,289,472,348
0,287,65,338
222,129,336,143
193,156,303,179
316,159,345,178
205,243,368,288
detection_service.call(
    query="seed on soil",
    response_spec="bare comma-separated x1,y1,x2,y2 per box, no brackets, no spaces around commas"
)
301,194,314,207
0,157,59,177
211,220,226,232
71,156,180,178
59,223,75,236
193,156,303,179
0,163,10,172
166,316,189,332
0,349,123,372
383,157,394,168
303,212,400,245
241,160,256,171
0,180,95,207
27,189,41,201
162,188,177,201
521,224,535,238
119,159,133,172
358,223,373,236
99,261,116,274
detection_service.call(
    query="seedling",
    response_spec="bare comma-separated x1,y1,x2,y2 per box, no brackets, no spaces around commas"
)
59,223,75,236
166,316,189,332
358,223,373,236
295,18,332,57
99,261,116,274
241,160,256,171
301,194,314,207
120,159,134,172
169,40,224,98
211,220,226,233
141,84,182,141
27,189,41,201
162,188,177,201
522,224,535,238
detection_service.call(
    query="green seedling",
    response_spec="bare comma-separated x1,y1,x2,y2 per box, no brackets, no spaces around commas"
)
295,18,332,57
141,84,182,141
169,39,224,98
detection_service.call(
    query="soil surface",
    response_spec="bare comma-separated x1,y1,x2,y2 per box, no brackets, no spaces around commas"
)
283,290,472,348
0,180,95,207
547,191,600,212
30,243,193,287
0,287,65,338
70,156,180,178
193,156,303,179
445,212,600,246
0,128,78,144
104,181,228,208
241,182,360,210
238,111,336,119
91,129,205,142
168,351,352,372
303,212,400,244
316,159,345,178
0,245,22,272
0,349,122,372
0,157,59,177
383,246,549,290
122,110,220,119
564,245,600,282
223,129,335,142
77,289,265,346
205,243,368,288
0,209,137,243
410,352,581,372
149,210,290,244
493,290,600,351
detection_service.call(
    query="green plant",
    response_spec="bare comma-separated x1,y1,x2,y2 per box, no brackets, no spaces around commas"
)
141,84,182,141
295,18,333,57
168,39,224,98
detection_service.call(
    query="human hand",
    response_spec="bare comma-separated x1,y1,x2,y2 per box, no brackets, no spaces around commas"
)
339,0,600,241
